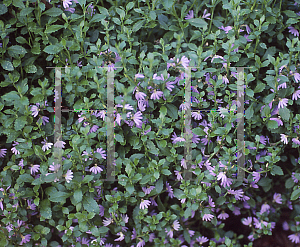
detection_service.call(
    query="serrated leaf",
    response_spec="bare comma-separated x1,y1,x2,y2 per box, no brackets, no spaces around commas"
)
132,20,145,32
40,199,52,219
285,178,294,189
271,165,283,175
45,25,64,34
73,189,83,204
149,10,156,20
49,191,71,203
254,82,265,93
43,44,63,54
166,103,178,119
140,174,152,184
12,0,25,8
43,7,63,17
14,116,27,131
20,7,34,16
155,177,163,193
99,226,109,234
245,103,254,120
25,65,37,73
291,189,300,201
0,4,8,15
267,120,278,129
83,195,100,214
126,184,134,194
115,133,124,143
278,107,290,121
1,60,14,71
283,10,297,17
186,18,208,29
8,45,27,58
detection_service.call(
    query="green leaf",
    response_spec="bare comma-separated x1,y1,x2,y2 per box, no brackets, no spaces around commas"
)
49,191,71,203
126,2,134,11
245,103,254,120
40,199,52,219
254,82,265,93
115,133,124,143
43,7,63,17
285,178,294,189
73,189,83,204
283,10,297,17
90,13,105,23
82,175,94,184
149,10,156,20
0,4,8,15
192,127,206,136
16,174,34,184
2,91,20,101
1,60,14,71
77,0,86,7
24,65,37,73
83,195,100,214
162,0,173,9
291,189,300,201
186,18,208,29
99,226,109,234
126,184,135,194
267,120,278,129
271,165,283,176
132,20,145,32
44,44,63,54
116,7,125,19
14,116,27,131
20,7,34,16
140,174,152,185
279,107,290,121
45,25,64,34
8,45,27,58
12,0,25,8
166,103,178,119
157,194,166,212
264,92,276,104
155,177,163,193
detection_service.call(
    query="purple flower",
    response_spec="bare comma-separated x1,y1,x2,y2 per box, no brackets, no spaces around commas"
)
172,220,180,231
54,140,66,148
293,90,300,101
63,0,72,9
64,170,73,183
165,80,176,91
165,228,174,238
137,239,146,247
166,181,174,198
30,105,39,117
185,10,194,19
103,217,113,226
202,9,211,19
192,111,203,120
217,172,232,188
132,111,143,126
180,56,190,69
90,164,103,174
288,26,299,37
140,199,151,210
114,232,124,241
242,217,252,226
217,212,229,220
150,89,164,100
282,221,289,231
280,134,288,144
27,199,36,210
135,91,147,101
0,149,7,158
11,141,20,155
202,213,214,221
174,170,183,180
260,203,270,214
30,164,40,175
245,24,251,34
288,233,300,243
20,234,31,245
292,138,300,145
196,236,209,244
41,139,53,152
142,186,155,195
273,193,282,204
294,72,300,83
278,98,289,109
219,25,233,33
89,125,99,134
49,163,61,172
260,135,268,145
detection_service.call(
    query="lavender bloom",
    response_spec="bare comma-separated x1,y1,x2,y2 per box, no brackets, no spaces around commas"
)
30,105,39,117
245,24,251,34
165,228,174,238
185,10,194,19
62,0,72,9
242,217,252,226
166,181,174,198
11,141,20,155
174,170,183,180
114,232,124,241
89,125,99,134
282,221,289,231
103,217,113,226
288,233,300,243
295,72,300,83
260,136,268,145
278,98,289,109
202,9,211,19
39,116,49,125
217,212,229,220
292,138,300,145
135,91,147,101
132,111,143,127
20,234,31,245
172,220,180,231
150,89,164,100
142,186,155,195
192,111,203,120
280,134,288,144
27,199,36,210
180,56,190,69
165,80,176,91
0,149,7,158
273,193,282,204
41,139,53,152
138,100,146,111
30,164,40,175
140,199,151,210
219,25,233,33
292,90,300,101
64,170,73,183
260,203,270,214
217,172,232,188
54,141,66,148
196,236,209,244
49,163,61,172
90,164,103,174
202,214,214,221
288,26,299,36
137,239,146,247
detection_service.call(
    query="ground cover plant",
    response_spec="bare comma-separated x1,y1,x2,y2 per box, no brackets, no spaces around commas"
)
0,0,300,246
